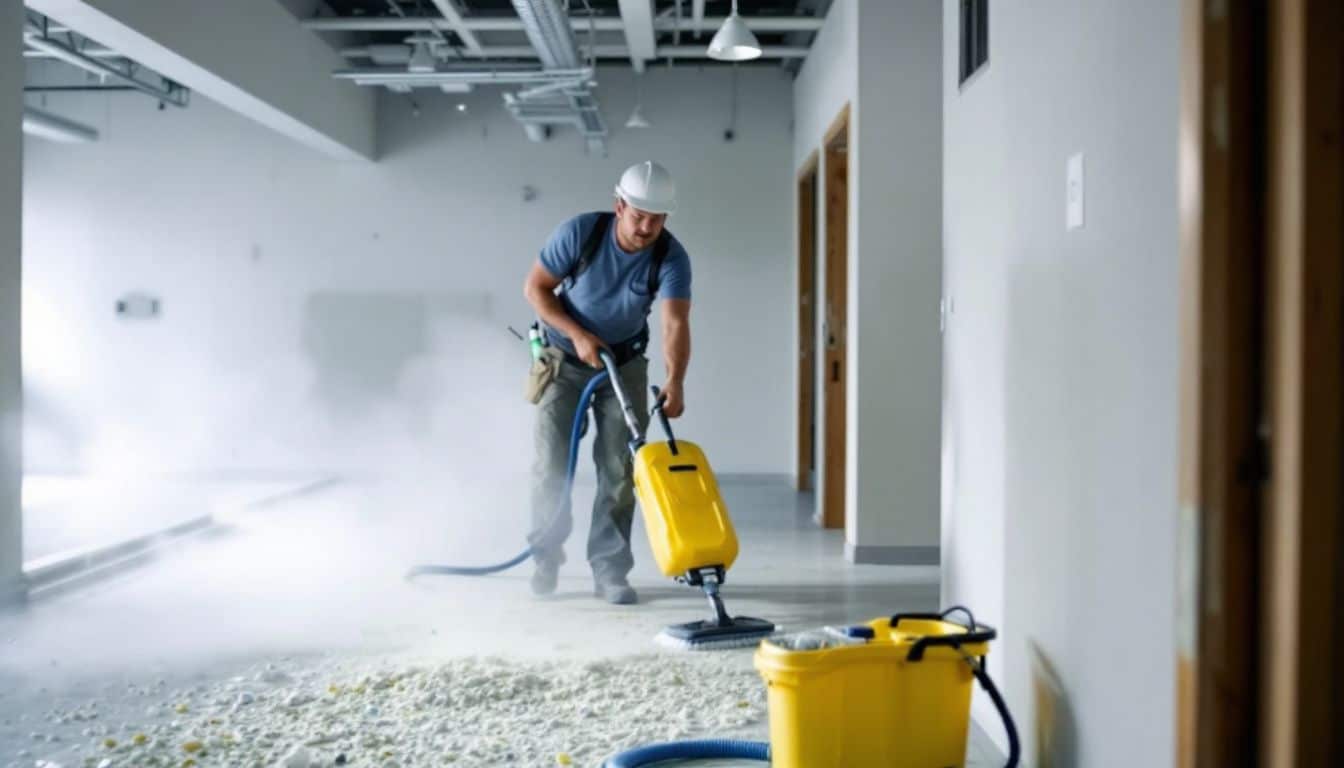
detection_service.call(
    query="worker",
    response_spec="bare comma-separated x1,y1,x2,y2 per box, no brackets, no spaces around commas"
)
521,161,692,605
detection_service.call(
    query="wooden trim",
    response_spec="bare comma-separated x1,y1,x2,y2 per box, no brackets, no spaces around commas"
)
823,102,851,150
820,106,850,530
1178,1,1267,766
1263,0,1344,764
796,154,819,492
797,149,819,182
1175,0,1205,757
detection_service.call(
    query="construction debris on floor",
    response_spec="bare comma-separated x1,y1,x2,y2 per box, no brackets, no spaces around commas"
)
2,652,765,768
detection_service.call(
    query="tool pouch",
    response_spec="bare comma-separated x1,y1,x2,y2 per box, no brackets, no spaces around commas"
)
524,346,563,404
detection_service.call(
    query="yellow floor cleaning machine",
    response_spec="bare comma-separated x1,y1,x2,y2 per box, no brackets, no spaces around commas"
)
407,347,775,651
605,350,777,650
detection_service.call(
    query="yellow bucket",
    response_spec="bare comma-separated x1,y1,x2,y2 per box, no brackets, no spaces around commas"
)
753,608,998,768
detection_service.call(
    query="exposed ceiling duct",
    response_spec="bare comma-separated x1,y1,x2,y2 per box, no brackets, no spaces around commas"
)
341,44,809,62
320,1,828,154
22,106,99,143
302,15,824,34
510,0,580,69
327,0,608,154
332,66,592,88
505,0,607,154
23,13,189,109
24,46,120,60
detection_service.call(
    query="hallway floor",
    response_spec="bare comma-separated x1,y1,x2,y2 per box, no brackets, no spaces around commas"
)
0,479,1005,767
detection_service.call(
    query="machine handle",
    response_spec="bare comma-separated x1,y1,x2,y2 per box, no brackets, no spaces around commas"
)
599,349,645,446
650,386,679,456
598,347,619,375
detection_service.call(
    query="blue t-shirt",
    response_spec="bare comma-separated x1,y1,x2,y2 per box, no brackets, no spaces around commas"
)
538,212,692,354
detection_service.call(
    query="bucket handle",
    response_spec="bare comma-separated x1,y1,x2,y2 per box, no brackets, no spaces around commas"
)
889,605,997,662
889,606,1020,767
889,604,978,630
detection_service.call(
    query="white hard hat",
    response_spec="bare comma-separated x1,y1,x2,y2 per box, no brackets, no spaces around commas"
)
614,161,677,215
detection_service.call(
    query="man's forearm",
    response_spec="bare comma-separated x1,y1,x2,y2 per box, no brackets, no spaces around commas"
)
664,319,690,383
527,287,590,342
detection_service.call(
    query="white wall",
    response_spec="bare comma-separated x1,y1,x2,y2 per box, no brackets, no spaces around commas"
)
1,0,24,602
791,0,855,532
792,0,856,171
851,0,942,559
21,64,795,480
941,0,1180,763
793,0,943,563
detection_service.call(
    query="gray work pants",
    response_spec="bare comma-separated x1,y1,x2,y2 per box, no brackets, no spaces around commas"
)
527,354,649,584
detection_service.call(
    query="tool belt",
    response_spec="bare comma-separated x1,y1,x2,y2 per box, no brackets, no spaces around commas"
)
525,323,649,405
549,324,650,368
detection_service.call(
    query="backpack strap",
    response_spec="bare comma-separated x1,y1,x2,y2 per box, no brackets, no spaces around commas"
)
560,211,614,293
560,211,673,299
647,230,672,298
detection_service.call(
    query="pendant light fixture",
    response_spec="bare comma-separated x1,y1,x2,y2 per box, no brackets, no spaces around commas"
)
707,0,762,62
407,36,436,73
626,73,651,128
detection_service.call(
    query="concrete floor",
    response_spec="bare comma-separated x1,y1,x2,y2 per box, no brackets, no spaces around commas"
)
22,475,326,561
0,479,1007,766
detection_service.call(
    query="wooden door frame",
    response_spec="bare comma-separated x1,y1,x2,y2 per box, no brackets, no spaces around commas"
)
1177,1,1266,765
1261,0,1343,763
796,150,820,492
1178,0,1343,765
820,103,850,530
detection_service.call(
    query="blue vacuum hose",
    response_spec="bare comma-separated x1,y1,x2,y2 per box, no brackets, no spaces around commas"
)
602,739,770,767
405,368,610,579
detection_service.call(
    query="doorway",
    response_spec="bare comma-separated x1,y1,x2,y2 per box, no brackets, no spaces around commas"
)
1177,0,1343,764
796,152,819,492
821,105,850,530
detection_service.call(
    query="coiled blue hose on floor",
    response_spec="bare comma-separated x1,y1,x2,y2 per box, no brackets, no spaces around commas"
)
601,739,770,767
405,368,610,579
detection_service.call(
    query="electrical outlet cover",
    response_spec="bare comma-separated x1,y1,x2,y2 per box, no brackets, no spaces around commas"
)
1067,152,1085,230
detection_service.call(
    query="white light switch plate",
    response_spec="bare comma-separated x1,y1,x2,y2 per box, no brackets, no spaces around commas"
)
1067,152,1085,230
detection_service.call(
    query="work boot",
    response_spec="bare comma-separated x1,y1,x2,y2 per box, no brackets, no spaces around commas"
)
594,580,638,605
530,561,559,597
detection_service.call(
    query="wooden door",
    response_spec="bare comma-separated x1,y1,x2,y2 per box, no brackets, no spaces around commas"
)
821,105,850,530
797,152,819,492
1177,0,1344,765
